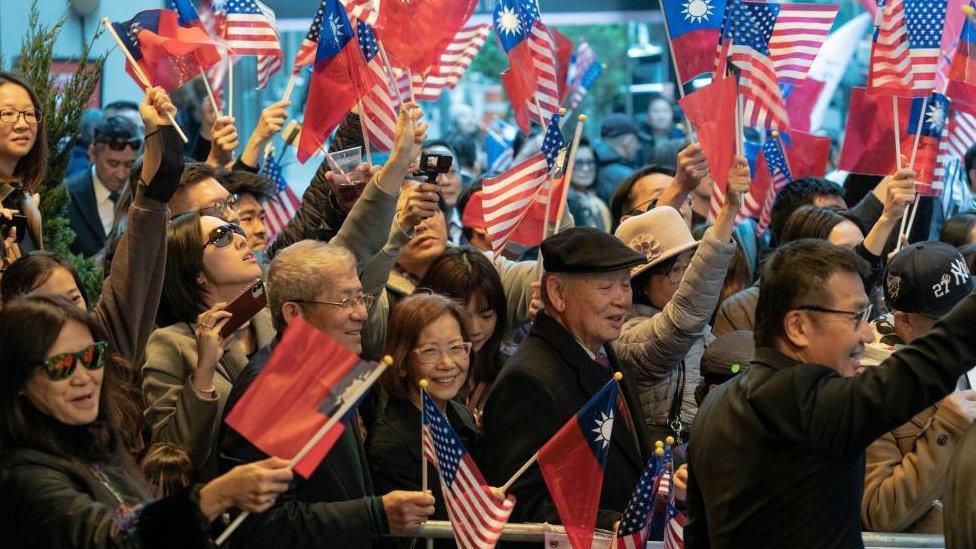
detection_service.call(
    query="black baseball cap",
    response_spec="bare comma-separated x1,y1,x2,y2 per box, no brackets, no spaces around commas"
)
884,242,975,318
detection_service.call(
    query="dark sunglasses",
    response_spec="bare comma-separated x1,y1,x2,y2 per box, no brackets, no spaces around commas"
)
96,137,142,151
205,224,246,248
38,341,107,381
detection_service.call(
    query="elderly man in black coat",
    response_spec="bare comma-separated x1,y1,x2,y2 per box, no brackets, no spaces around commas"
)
686,239,976,548
481,227,654,532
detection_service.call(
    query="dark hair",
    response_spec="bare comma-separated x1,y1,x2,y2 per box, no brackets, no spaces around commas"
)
140,442,196,497
422,139,458,160
0,251,90,307
157,211,209,327
216,170,273,203
754,239,871,347
842,173,883,211
381,293,470,401
780,205,852,244
940,212,976,248
180,161,223,191
609,164,677,231
965,144,976,176
446,134,478,171
418,246,508,386
769,177,845,246
0,296,127,460
92,116,138,145
103,100,140,115
458,182,482,242
631,254,680,308
959,243,976,274
0,72,48,193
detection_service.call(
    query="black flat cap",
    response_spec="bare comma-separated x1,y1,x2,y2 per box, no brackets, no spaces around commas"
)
542,227,647,274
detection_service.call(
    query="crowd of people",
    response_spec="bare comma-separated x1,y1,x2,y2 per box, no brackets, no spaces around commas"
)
2,66,976,549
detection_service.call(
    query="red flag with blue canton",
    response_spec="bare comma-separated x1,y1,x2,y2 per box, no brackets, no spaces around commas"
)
297,0,363,163
946,1,976,115
421,390,515,549
537,378,618,549
662,0,728,84
615,452,662,549
112,9,223,91
223,317,383,478
904,92,951,195
494,0,560,132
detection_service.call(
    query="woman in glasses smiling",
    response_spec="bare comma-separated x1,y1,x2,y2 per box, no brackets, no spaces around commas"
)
367,293,482,543
143,211,275,480
0,296,294,548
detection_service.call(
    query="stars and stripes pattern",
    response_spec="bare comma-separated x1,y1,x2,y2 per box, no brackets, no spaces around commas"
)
260,155,301,241
932,107,975,194
250,1,282,89
341,0,379,26
218,0,283,56
419,24,492,99
199,0,227,110
868,0,914,93
767,4,838,85
566,63,602,111
526,18,561,127
757,138,794,235
723,0,790,129
293,0,328,73
421,390,515,549
541,113,565,170
663,489,686,549
615,455,661,549
565,39,595,94
356,21,397,151
482,154,551,253
903,0,948,94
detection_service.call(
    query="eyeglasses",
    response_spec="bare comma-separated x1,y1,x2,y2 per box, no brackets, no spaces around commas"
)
795,304,873,329
95,137,142,151
197,194,240,221
38,341,107,381
412,341,472,365
0,108,40,125
205,223,246,248
665,261,691,284
293,293,375,310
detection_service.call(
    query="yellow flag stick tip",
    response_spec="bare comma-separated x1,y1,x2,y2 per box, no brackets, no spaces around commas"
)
419,379,429,389
655,440,665,448
559,107,568,116
613,371,623,381
101,17,111,25
771,130,780,138
381,355,394,366
578,114,588,123
655,447,665,457
665,436,676,446
963,5,975,17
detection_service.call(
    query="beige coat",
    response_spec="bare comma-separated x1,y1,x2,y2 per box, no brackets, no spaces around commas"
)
141,308,276,480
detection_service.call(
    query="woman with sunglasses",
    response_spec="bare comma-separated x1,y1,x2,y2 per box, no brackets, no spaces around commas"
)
0,71,47,265
366,293,481,543
0,296,294,548
143,211,274,480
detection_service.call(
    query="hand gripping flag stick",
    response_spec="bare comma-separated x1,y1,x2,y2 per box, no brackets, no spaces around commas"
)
101,17,189,144
215,356,393,545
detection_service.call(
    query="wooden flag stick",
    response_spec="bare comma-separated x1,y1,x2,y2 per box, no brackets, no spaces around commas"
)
101,18,188,143
897,95,930,251
500,452,538,493
377,42,405,108
357,102,373,165
227,56,234,119
282,71,299,103
199,65,220,116
553,114,587,232
215,357,392,546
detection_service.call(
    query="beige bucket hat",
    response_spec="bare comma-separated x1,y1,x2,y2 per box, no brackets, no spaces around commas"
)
614,206,700,278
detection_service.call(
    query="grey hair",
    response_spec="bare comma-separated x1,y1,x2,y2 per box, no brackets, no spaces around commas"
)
266,240,358,331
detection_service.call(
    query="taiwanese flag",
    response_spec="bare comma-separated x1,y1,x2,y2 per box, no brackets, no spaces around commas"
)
297,0,362,163
224,317,383,478
537,379,618,549
374,0,478,72
495,0,544,132
679,76,737,192
903,92,951,195
662,0,728,83
112,9,223,91
838,87,913,176
946,2,976,116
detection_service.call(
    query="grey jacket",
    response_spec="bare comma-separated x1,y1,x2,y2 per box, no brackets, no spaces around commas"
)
142,309,277,480
613,228,736,434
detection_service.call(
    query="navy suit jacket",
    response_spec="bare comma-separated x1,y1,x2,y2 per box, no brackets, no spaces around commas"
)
65,169,108,257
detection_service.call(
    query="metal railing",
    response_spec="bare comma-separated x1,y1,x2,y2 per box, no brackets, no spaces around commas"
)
403,521,946,548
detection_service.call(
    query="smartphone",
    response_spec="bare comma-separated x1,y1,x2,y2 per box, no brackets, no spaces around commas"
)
219,279,267,338
0,214,27,244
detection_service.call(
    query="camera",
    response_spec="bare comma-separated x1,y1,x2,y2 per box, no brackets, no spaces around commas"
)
413,152,453,183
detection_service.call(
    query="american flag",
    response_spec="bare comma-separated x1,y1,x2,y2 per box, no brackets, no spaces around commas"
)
565,39,595,97
421,390,515,549
566,63,602,111
541,112,565,170
756,138,793,236
356,21,397,151
663,490,686,549
218,0,282,56
903,0,948,94
482,153,550,253
415,23,492,100
722,0,790,129
341,0,379,26
767,4,839,85
935,109,976,215
293,0,328,73
526,18,560,127
260,154,301,241
615,455,662,549
868,0,914,93
254,1,282,89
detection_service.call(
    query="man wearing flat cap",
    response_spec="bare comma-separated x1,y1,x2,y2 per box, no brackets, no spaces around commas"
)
481,227,655,532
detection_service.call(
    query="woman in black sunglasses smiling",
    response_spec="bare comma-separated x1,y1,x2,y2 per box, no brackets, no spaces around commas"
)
0,296,293,548
143,211,275,480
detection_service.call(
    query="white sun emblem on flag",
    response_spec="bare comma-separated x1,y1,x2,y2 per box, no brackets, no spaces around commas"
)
328,13,346,47
682,0,714,23
926,102,947,133
496,6,522,37
591,411,614,450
